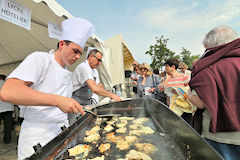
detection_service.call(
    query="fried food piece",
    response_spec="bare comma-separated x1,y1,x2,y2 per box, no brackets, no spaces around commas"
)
112,117,119,122
106,120,115,125
84,133,100,142
104,125,114,132
116,140,129,151
133,117,149,124
95,118,102,125
125,136,138,144
85,125,100,136
120,119,128,124
135,143,157,154
119,117,135,120
115,136,124,143
68,144,90,158
129,124,144,130
87,155,105,160
106,132,116,143
115,136,129,151
116,127,127,134
129,126,155,136
98,143,111,153
116,123,127,128
140,126,155,134
126,150,152,160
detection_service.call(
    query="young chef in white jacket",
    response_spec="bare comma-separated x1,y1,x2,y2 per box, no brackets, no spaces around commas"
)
0,17,94,160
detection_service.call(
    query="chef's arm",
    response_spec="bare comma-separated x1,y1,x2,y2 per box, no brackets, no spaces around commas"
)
0,78,84,114
86,79,121,101
97,83,104,88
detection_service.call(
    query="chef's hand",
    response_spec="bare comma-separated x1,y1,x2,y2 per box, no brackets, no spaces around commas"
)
56,96,85,115
109,93,122,101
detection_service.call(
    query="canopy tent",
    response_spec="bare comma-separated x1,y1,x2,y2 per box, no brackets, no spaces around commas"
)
104,34,135,98
123,42,135,71
104,34,135,85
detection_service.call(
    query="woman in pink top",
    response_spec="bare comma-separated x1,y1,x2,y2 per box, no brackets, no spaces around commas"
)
159,59,189,91
159,59,192,123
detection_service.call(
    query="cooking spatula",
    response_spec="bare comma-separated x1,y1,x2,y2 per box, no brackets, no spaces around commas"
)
83,109,120,118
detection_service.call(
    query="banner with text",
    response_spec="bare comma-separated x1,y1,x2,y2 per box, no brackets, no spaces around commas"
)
48,22,61,40
0,0,31,30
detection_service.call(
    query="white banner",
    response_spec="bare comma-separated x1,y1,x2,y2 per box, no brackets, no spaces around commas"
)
0,0,31,30
48,22,61,40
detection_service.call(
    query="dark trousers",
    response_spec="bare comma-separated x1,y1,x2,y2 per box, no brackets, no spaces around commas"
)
0,111,13,143
133,86,137,93
205,138,240,160
181,112,192,125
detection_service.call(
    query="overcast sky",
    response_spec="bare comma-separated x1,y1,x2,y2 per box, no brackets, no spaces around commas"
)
56,0,240,64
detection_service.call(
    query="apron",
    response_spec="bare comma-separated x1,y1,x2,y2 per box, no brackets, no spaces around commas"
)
69,81,94,125
72,84,92,105
18,120,68,160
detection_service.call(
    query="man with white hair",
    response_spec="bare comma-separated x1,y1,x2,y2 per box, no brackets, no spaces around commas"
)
70,47,121,124
0,17,94,159
188,26,240,160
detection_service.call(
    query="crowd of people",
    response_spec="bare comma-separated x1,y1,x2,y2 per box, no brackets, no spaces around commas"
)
130,58,195,124
130,25,240,160
0,16,239,160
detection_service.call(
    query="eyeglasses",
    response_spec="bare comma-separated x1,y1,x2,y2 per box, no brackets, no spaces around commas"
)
93,55,102,63
179,68,184,70
140,68,148,71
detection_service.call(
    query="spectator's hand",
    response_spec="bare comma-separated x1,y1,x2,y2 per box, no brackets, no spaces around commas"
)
130,76,135,80
148,88,156,93
132,81,138,85
172,89,177,94
109,93,122,101
166,73,172,80
56,96,85,115
141,75,146,85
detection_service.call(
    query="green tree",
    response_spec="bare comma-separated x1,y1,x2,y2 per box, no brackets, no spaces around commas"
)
145,36,178,70
179,47,200,69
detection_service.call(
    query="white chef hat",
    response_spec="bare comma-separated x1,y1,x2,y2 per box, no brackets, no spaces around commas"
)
86,47,97,59
60,17,95,49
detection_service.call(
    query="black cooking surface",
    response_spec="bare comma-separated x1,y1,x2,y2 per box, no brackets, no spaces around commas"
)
56,114,189,159
27,98,224,160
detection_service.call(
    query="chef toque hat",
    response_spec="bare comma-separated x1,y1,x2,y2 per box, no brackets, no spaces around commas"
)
60,17,95,49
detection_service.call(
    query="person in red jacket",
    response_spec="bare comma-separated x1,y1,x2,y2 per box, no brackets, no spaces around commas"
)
188,26,240,160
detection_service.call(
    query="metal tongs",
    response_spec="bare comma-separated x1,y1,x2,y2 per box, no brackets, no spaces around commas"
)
83,109,120,118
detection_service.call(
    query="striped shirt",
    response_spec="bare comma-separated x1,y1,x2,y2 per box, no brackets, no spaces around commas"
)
165,74,189,88
160,73,190,105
